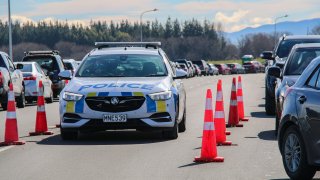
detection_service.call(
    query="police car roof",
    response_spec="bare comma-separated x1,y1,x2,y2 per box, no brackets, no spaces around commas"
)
90,47,161,56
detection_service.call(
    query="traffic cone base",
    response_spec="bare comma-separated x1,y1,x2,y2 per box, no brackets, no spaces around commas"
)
56,124,61,128
236,124,244,127
217,141,232,146
0,141,25,146
240,117,249,121
29,131,53,136
194,156,224,163
226,131,231,135
226,124,243,128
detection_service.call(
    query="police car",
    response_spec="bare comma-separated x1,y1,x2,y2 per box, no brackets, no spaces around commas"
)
58,42,187,140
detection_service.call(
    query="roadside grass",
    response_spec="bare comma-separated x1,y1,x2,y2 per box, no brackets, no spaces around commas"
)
208,58,265,64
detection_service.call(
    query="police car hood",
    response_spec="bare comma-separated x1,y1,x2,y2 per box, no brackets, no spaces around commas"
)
67,77,172,95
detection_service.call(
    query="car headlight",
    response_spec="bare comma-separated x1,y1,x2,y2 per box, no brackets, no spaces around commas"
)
148,91,172,101
62,92,83,101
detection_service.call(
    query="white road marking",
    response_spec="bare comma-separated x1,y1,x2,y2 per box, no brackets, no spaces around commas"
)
0,146,14,153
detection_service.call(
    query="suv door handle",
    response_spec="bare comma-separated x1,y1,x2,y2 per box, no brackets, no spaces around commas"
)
298,96,307,104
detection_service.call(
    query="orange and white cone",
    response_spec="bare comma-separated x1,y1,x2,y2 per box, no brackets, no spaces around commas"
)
227,78,243,128
29,81,53,136
214,80,232,146
0,83,25,146
194,89,224,163
237,76,249,121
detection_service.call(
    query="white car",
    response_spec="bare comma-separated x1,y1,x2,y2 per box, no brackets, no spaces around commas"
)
58,42,187,140
14,62,53,103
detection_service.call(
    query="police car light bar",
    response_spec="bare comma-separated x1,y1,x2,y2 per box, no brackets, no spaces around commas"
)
25,50,60,56
95,42,161,49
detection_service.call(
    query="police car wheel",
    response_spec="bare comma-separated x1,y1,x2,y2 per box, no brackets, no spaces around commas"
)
162,120,178,139
60,128,78,140
178,107,186,133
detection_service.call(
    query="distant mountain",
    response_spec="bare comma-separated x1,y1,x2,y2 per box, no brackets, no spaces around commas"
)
226,18,320,44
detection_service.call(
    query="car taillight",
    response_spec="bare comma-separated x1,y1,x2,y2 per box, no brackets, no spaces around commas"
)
0,72,3,85
24,76,37,80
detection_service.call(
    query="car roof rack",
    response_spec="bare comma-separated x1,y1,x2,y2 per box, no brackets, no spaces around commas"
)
24,50,60,56
95,42,161,49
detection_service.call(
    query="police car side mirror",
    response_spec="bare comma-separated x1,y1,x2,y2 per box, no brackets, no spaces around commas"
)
267,66,281,78
174,69,188,79
58,70,72,80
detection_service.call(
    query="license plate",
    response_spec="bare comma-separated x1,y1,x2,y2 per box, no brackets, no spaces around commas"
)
103,114,127,123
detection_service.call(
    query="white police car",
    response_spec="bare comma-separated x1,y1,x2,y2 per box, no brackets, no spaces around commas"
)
58,42,187,140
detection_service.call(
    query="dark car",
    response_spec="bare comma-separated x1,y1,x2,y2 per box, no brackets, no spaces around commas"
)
243,61,260,73
262,35,320,115
214,64,231,75
226,63,246,74
278,56,320,179
22,50,66,98
192,60,209,76
269,43,320,134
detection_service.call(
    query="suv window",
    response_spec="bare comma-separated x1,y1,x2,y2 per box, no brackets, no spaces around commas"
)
276,39,320,58
285,48,320,75
76,54,168,77
307,67,320,88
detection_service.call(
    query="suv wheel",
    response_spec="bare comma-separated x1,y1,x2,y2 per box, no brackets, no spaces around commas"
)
265,87,276,115
17,88,25,108
61,128,78,140
178,106,186,133
282,126,316,180
162,120,178,139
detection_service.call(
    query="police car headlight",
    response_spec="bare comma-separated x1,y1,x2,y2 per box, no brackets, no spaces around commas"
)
62,92,83,101
148,91,172,101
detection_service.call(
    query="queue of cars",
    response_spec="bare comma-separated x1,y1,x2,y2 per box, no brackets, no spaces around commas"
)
263,35,320,179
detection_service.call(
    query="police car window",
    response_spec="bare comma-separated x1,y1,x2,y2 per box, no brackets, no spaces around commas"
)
76,54,168,77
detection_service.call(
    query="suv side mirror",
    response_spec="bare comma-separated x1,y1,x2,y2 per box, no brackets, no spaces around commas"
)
267,66,281,78
16,63,24,70
58,70,72,80
261,52,274,60
174,69,188,79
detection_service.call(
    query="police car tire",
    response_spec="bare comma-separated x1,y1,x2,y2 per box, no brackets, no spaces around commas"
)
60,128,78,140
178,107,186,133
162,120,178,139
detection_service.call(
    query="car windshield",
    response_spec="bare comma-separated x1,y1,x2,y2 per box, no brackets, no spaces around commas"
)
23,56,58,73
276,39,320,58
19,64,33,72
285,48,320,75
64,62,73,70
76,54,168,77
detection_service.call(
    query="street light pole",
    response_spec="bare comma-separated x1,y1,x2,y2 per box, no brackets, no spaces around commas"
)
8,0,13,60
274,14,288,46
140,8,158,42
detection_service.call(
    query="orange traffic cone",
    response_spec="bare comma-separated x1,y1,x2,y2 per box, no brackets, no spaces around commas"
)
237,76,249,121
0,83,25,146
29,81,53,136
214,80,232,146
227,78,243,128
194,89,224,163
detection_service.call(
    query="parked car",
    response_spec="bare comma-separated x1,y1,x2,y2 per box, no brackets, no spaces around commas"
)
268,43,320,135
187,61,196,77
243,61,260,73
22,50,67,98
63,59,79,75
14,62,54,104
226,63,246,74
193,64,201,76
191,60,209,76
178,63,189,77
207,63,219,75
0,51,25,109
278,56,320,180
174,59,193,77
214,64,231,75
262,35,320,115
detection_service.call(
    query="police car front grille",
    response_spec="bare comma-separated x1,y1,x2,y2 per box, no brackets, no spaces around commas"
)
85,96,145,112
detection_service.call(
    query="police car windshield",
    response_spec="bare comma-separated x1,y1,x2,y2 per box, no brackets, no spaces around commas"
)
76,54,168,77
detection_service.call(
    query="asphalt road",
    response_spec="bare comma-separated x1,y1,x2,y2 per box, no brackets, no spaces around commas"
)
0,73,317,180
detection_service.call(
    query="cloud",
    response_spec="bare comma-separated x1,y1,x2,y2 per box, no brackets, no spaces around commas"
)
215,10,249,23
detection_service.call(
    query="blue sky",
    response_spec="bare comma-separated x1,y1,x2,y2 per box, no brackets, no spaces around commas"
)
0,0,319,32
